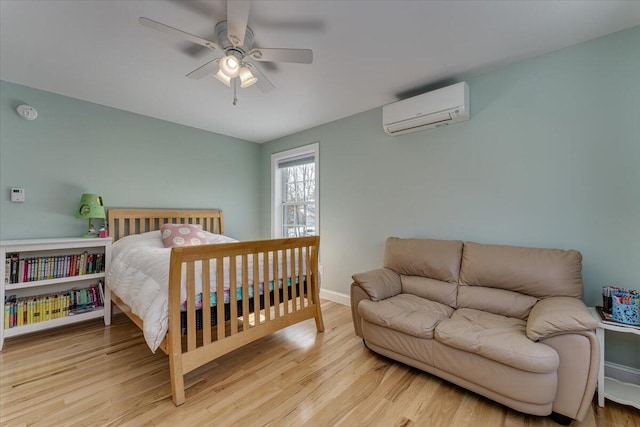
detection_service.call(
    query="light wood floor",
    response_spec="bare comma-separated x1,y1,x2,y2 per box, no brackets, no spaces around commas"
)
1,301,638,427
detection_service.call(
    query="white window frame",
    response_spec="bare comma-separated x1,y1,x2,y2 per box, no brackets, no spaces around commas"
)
271,143,319,238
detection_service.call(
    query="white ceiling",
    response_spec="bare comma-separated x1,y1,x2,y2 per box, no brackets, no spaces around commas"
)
1,1,639,143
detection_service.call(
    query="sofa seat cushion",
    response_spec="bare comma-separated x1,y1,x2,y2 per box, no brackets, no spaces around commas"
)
435,308,559,374
359,294,454,339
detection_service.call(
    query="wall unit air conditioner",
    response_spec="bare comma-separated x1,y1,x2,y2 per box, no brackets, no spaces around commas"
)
383,82,469,136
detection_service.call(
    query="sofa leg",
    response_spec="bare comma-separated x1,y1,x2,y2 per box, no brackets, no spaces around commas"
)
549,412,573,425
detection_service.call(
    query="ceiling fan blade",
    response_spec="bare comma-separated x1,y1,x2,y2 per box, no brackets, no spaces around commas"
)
186,58,220,80
249,48,313,64
246,62,275,93
139,17,219,51
227,1,251,47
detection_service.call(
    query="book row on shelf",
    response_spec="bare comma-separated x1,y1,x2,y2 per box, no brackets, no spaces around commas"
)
4,251,106,284
3,281,105,329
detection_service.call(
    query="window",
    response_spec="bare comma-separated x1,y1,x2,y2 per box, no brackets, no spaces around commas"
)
271,143,319,238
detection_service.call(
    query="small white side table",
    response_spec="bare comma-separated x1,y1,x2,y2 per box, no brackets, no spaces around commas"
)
588,307,640,409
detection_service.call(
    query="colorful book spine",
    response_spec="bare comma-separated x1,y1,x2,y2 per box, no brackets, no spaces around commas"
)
16,301,24,327
95,254,103,273
18,259,25,283
39,258,45,281
97,281,104,306
4,303,10,328
80,252,87,275
4,255,11,285
10,253,19,284
72,254,78,276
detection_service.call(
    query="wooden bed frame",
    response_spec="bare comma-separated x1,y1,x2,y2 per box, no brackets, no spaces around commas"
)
105,208,324,405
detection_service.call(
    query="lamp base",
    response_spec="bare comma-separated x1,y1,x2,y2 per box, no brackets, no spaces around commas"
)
81,218,100,238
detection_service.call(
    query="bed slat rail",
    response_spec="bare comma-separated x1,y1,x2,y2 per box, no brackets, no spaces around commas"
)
108,208,224,241
167,236,323,405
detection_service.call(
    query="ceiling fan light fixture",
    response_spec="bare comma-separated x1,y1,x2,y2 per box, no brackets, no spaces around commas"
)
239,66,257,88
219,55,241,78
214,69,232,86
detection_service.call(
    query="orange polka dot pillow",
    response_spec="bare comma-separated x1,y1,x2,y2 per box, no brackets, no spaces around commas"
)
160,224,208,248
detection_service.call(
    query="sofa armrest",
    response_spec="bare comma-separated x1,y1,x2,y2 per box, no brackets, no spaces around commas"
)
540,332,599,421
352,268,401,301
526,297,597,341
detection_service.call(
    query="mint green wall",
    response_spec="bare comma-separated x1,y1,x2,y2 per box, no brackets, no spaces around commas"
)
259,26,640,368
0,81,261,240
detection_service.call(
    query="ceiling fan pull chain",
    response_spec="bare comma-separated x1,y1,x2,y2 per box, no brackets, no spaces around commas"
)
233,77,238,106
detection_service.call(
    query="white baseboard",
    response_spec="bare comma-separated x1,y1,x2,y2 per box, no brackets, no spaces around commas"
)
319,289,350,306
605,361,640,385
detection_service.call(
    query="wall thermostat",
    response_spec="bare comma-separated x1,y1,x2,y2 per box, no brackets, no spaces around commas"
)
10,188,25,202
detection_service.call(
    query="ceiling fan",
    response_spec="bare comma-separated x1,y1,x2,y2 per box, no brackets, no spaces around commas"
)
139,0,313,105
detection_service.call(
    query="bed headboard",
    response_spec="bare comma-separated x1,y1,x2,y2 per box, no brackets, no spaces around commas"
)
107,208,224,242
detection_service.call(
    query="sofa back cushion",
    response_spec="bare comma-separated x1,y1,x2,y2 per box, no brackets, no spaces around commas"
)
384,237,463,283
402,276,458,308
459,241,583,301
457,286,538,319
384,237,463,308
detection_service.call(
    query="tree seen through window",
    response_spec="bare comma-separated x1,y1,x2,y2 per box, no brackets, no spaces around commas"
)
282,162,316,237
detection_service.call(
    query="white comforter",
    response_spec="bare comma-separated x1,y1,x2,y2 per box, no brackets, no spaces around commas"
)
106,231,240,351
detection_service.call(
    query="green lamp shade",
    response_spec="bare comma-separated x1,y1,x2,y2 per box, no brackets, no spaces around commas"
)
76,194,105,219
76,193,105,237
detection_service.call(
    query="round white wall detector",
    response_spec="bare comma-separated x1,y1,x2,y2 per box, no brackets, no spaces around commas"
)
17,104,38,120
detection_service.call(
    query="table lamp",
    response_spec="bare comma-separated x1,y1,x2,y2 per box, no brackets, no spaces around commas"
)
75,193,106,238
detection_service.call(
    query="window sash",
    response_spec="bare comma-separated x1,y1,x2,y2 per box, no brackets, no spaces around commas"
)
282,163,315,204
282,201,315,237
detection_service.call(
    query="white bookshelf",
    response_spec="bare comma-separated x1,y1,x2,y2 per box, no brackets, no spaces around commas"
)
589,307,640,410
1,237,111,350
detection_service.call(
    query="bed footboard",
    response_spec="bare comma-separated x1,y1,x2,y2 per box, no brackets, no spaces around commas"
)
167,236,323,405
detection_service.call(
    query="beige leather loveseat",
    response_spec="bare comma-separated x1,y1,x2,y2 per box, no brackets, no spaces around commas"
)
351,238,598,423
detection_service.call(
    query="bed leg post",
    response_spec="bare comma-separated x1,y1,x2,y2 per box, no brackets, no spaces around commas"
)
104,286,112,326
167,250,187,406
314,299,325,332
314,309,325,332
169,347,186,406
312,275,324,332
311,238,324,332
